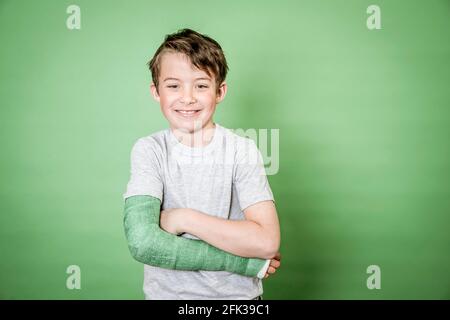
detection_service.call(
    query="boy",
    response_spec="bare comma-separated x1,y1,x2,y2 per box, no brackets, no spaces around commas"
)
123,28,281,300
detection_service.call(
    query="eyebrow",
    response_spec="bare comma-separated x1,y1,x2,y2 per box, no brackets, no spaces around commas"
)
163,77,211,82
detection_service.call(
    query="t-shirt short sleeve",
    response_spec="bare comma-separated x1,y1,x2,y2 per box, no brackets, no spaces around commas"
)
233,138,275,212
123,137,163,202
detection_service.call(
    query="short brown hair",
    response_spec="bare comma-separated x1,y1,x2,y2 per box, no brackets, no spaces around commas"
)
147,28,228,94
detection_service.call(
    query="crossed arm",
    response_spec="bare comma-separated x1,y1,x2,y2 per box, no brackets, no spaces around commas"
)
160,200,280,260
123,195,279,278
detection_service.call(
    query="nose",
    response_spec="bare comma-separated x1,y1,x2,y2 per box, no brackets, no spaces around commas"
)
180,87,196,105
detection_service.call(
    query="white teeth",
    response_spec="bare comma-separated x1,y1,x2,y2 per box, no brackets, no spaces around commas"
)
177,110,198,115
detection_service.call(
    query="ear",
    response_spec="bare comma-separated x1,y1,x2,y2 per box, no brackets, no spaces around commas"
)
215,81,227,104
150,82,161,103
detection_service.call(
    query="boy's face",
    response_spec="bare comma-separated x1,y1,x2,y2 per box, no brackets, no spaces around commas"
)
150,52,227,134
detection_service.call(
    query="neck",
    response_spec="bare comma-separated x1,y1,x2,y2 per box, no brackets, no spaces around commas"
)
171,121,216,147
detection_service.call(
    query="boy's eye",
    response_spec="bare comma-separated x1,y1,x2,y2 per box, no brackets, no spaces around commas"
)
166,84,208,89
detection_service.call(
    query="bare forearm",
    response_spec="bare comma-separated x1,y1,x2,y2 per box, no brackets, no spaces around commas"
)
179,209,275,259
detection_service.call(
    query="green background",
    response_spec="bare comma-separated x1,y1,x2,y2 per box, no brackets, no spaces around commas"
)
1,0,449,299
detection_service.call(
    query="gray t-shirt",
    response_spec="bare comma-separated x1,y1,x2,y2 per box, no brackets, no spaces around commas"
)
123,123,275,299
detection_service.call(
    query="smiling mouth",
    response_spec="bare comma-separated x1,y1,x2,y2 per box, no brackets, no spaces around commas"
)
175,110,201,117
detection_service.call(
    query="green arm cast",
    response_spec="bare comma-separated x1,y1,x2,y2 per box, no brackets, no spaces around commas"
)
123,195,269,278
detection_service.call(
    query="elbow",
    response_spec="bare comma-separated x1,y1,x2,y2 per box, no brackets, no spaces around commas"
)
127,241,148,264
125,225,168,266
260,237,280,260
125,229,154,264
128,244,142,262
124,229,146,263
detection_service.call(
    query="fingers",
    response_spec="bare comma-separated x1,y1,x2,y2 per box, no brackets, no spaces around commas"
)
267,266,276,274
263,266,276,279
270,259,280,269
263,252,282,280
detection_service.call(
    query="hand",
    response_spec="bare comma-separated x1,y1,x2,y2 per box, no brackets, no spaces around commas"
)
264,251,281,279
160,208,184,235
